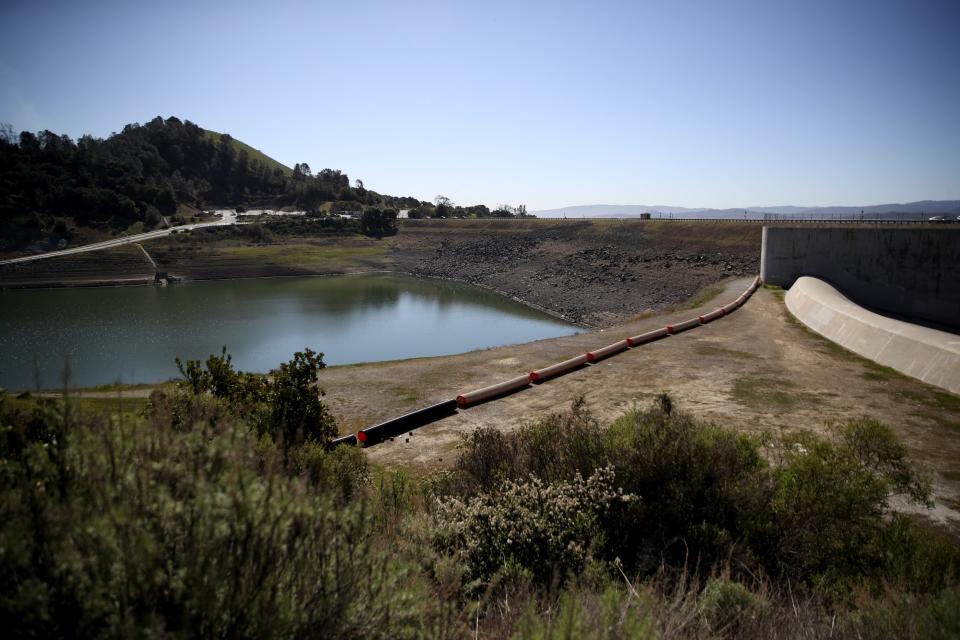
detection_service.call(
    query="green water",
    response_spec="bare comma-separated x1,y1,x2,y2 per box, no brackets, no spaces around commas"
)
0,274,577,391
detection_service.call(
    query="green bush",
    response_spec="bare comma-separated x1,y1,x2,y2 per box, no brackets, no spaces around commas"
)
156,347,338,459
602,401,772,571
453,396,607,492
291,440,369,503
842,586,960,639
700,578,766,634
765,421,933,583
448,397,939,589
871,515,960,594
3,382,956,637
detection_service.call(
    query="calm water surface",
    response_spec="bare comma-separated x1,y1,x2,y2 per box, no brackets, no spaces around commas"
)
0,274,577,390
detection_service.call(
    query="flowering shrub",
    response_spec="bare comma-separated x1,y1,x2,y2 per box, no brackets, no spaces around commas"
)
433,466,636,586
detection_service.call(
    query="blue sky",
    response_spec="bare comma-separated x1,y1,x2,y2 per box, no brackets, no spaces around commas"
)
1,0,958,209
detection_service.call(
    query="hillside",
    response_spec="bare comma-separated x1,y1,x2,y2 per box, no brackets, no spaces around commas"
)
203,128,292,176
0,117,420,256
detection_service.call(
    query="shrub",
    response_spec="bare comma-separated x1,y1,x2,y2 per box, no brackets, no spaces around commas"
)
434,466,636,587
766,421,932,583
840,417,932,505
452,396,607,492
0,404,420,639
602,400,772,571
700,578,765,634
292,440,369,503
511,583,655,640
871,515,960,594
449,397,940,590
4,384,955,637
159,347,338,458
842,586,960,639
360,208,398,237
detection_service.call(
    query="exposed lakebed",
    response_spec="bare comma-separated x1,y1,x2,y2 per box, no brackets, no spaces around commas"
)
0,274,578,390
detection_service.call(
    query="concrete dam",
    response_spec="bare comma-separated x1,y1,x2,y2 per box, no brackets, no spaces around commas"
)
761,226,960,330
761,226,960,393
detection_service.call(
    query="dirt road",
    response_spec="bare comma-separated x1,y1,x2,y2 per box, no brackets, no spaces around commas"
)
0,210,239,266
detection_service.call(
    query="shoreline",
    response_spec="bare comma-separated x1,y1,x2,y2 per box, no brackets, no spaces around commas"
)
2,218,759,332
0,267,594,328
6,276,737,397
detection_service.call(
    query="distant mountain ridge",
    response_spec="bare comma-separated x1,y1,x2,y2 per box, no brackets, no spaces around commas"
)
532,201,960,220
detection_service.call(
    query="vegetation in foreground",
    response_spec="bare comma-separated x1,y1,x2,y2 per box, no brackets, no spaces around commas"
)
1,351,958,638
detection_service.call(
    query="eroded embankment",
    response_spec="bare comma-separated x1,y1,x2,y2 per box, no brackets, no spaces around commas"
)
0,219,761,328
391,219,759,326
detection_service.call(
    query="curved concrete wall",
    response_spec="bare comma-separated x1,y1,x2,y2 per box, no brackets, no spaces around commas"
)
761,227,960,329
785,277,960,394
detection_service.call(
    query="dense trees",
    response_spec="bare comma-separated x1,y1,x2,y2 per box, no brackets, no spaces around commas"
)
0,117,288,249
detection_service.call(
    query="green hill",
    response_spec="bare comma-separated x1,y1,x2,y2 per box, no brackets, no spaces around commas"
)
203,129,293,176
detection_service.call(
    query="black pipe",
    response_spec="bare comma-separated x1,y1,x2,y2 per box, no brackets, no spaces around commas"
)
327,433,359,449
358,399,458,447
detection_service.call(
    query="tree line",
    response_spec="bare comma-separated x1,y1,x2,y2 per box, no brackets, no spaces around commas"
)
406,195,533,219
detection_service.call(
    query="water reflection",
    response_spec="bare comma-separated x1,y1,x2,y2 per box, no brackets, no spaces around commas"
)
0,274,577,390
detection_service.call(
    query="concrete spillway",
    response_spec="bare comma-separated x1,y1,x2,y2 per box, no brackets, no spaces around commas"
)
761,226,960,330
785,276,960,394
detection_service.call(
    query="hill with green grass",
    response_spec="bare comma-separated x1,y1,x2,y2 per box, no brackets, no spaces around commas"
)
204,128,292,176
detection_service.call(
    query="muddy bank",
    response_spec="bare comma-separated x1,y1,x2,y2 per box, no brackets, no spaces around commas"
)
391,219,760,327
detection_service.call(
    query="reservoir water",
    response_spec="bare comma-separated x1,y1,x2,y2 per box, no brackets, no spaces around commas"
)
0,274,578,391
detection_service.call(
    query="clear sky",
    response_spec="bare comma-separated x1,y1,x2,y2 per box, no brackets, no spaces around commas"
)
1,0,958,210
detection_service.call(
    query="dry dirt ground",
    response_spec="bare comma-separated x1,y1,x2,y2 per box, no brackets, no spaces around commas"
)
317,277,960,533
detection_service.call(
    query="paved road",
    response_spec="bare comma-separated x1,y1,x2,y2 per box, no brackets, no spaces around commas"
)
0,210,239,266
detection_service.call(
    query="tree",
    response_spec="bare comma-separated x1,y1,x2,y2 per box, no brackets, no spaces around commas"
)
434,195,453,218
293,162,312,180
0,123,15,144
172,347,337,458
360,208,398,237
